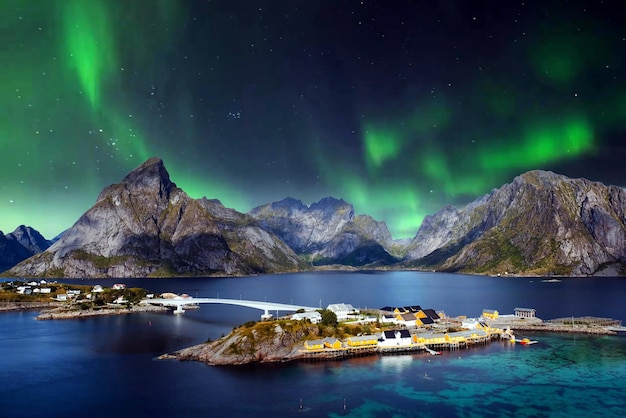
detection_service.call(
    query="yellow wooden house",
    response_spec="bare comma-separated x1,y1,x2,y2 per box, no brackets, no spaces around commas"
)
346,335,379,347
482,309,499,320
304,339,325,350
323,337,342,349
414,332,447,345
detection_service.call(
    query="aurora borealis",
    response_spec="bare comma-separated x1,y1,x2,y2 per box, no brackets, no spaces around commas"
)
3,1,626,239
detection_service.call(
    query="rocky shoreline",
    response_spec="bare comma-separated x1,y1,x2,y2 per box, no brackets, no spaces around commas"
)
35,303,169,320
508,323,619,335
0,301,63,312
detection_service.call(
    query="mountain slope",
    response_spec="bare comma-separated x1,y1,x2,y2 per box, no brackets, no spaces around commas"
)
6,158,307,278
249,197,398,266
405,170,626,276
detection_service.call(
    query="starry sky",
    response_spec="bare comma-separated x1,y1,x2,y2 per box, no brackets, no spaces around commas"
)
3,0,626,240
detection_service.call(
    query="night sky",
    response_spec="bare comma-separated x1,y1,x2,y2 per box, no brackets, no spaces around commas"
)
3,0,626,239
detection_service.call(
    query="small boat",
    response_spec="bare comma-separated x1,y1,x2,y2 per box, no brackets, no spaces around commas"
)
511,338,538,345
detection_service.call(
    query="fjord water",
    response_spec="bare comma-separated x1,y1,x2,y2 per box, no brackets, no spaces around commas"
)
2,271,626,417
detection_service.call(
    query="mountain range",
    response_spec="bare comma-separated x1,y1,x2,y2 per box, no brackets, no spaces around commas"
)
3,158,626,278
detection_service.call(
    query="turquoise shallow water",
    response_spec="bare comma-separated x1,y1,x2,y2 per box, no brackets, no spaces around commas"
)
313,333,626,418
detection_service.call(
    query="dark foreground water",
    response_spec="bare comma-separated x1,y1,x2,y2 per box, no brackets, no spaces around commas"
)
1,271,626,417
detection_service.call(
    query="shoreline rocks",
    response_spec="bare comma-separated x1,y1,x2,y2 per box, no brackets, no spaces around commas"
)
35,303,168,320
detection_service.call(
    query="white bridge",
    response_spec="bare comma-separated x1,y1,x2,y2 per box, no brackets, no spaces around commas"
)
142,297,318,320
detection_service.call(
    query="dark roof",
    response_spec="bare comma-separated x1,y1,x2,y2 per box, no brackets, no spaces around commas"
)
380,306,398,312
383,329,412,339
422,309,440,320
419,316,435,325
403,305,422,313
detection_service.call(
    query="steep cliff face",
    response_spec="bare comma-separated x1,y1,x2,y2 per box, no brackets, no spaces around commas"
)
405,170,626,276
249,197,397,266
7,158,307,278
0,226,50,271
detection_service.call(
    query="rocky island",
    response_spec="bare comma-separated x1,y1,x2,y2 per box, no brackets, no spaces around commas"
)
167,310,624,367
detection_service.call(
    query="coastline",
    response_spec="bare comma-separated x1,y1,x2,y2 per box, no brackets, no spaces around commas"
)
35,303,169,320
0,301,63,312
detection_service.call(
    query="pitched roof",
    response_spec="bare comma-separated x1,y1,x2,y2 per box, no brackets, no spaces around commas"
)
348,335,378,342
421,309,440,320
418,316,435,325
398,329,411,338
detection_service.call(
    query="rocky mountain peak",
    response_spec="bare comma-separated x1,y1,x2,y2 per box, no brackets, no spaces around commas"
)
406,170,626,276
6,157,306,278
97,156,175,203
9,225,50,254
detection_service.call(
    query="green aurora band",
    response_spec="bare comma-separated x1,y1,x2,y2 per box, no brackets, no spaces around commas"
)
2,1,625,240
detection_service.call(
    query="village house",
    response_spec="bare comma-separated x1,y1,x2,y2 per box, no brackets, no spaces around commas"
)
462,318,482,329
291,311,322,324
326,303,359,322
482,309,499,320
379,329,412,347
112,283,126,290
346,335,378,347
396,312,420,327
16,286,32,295
380,313,396,324
418,309,441,321
92,285,104,293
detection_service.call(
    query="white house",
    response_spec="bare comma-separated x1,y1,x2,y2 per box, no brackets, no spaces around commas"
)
114,296,128,304
92,285,104,293
291,311,322,324
112,283,126,290
379,329,412,347
380,313,396,324
462,318,481,329
326,303,359,322
39,288,51,294
16,286,32,295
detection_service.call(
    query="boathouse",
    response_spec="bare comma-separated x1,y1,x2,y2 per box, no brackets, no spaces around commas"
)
514,308,536,318
304,339,325,350
323,337,342,349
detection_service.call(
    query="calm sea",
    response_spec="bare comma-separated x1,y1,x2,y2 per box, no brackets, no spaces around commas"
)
1,271,626,417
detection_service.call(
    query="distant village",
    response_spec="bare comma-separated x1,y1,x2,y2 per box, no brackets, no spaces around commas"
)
294,303,539,355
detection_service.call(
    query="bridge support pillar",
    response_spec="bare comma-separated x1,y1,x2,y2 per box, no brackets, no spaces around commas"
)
261,309,273,321
173,304,185,314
